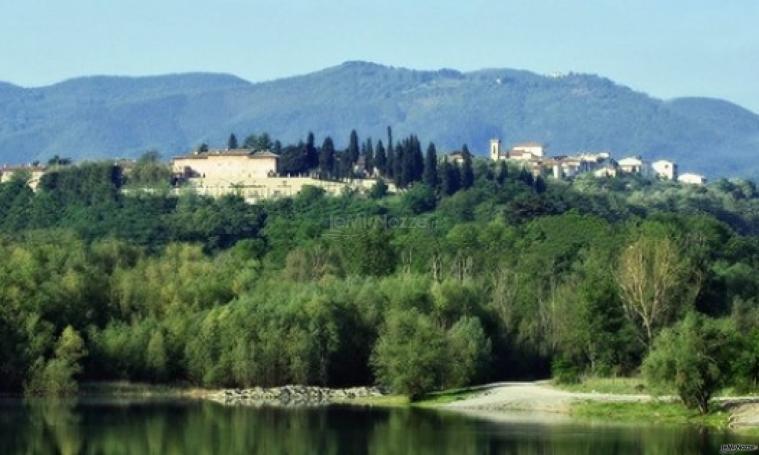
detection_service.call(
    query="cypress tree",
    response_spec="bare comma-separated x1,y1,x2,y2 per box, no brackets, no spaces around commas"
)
348,130,360,165
519,167,534,186
342,149,355,178
534,175,547,194
423,143,438,188
411,136,424,183
319,137,336,178
394,140,406,187
496,160,508,185
441,158,460,196
461,152,474,189
449,163,461,194
363,138,374,174
228,133,239,150
374,140,387,176
386,127,395,179
306,132,318,169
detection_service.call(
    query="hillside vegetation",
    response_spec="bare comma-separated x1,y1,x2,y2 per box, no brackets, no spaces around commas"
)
3,138,759,412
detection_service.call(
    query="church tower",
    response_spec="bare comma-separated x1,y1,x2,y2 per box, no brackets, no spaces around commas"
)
490,138,502,161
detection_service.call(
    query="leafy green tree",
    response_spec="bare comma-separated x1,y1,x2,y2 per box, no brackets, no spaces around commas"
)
26,326,87,396
128,151,171,187
369,179,388,199
47,155,72,166
446,317,491,388
643,313,736,413
372,309,448,400
146,329,168,381
401,184,436,215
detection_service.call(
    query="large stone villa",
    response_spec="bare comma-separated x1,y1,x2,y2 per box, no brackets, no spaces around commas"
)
171,148,382,202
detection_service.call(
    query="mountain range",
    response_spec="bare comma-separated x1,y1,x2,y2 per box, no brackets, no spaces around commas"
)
1,61,758,178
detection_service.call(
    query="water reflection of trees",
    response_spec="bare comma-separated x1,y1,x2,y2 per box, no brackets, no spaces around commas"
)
0,399,739,454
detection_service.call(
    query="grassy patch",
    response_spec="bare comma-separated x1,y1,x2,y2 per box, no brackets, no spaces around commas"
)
571,400,730,428
79,381,197,397
555,376,654,395
344,394,409,407
414,387,480,406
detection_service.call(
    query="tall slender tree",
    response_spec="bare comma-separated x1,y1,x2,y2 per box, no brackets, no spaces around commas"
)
410,136,424,183
496,160,508,185
363,138,374,174
306,132,318,170
461,153,474,189
440,158,460,196
348,130,360,165
374,140,387,176
534,175,547,194
386,127,395,179
228,133,239,150
319,137,336,178
423,143,438,188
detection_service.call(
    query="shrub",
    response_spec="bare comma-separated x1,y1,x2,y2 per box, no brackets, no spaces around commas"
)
25,326,87,396
643,313,736,413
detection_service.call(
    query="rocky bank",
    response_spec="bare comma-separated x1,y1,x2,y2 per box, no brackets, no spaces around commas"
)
205,385,384,407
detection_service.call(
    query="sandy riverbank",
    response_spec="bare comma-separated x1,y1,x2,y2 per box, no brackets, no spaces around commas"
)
443,381,759,429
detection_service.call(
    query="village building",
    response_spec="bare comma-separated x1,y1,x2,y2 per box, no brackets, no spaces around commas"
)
617,156,646,174
511,142,545,159
593,164,618,178
448,151,468,165
678,173,707,186
489,139,548,162
651,159,678,180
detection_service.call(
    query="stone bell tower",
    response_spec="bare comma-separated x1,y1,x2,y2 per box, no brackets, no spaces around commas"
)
489,138,502,161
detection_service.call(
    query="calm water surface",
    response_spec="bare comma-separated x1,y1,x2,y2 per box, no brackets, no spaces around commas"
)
0,397,751,454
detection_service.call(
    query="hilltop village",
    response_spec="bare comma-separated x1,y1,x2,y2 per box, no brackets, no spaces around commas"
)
1,135,708,202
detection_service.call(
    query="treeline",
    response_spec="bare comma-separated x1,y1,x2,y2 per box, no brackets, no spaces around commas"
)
2,131,759,411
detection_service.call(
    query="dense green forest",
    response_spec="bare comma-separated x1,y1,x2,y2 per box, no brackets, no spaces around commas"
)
2,131,759,411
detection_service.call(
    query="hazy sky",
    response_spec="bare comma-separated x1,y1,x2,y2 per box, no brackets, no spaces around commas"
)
2,0,758,112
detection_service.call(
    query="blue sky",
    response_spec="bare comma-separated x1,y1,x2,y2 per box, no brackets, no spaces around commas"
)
2,0,758,112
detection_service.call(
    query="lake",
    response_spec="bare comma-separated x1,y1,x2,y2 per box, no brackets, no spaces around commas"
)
0,397,749,454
